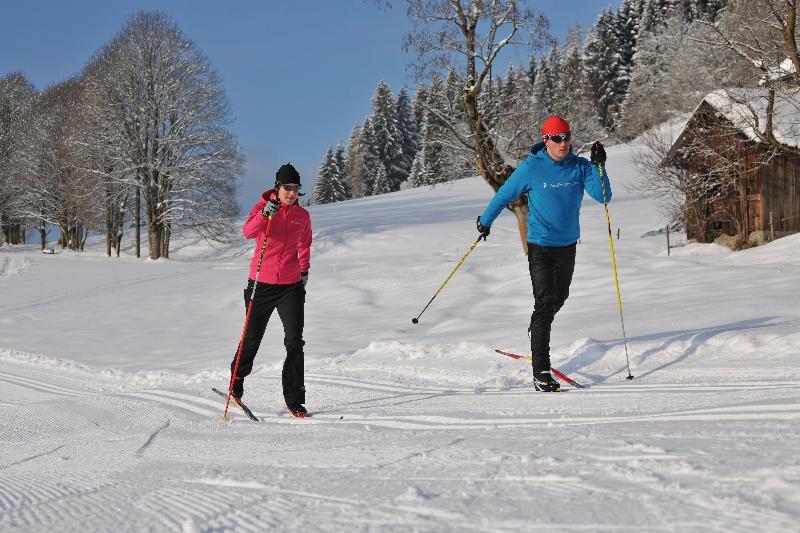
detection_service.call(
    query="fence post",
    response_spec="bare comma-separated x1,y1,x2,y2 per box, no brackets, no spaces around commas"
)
770,211,774,242
666,225,670,256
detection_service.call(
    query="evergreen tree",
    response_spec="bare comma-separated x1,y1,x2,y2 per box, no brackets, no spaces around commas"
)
369,81,405,191
694,0,727,21
639,0,671,35
359,117,381,196
312,147,347,205
527,53,538,84
408,142,428,188
555,41,605,147
347,123,366,198
502,64,517,108
615,0,642,92
671,0,695,22
411,84,429,139
418,74,448,185
422,75,452,184
372,163,391,195
395,86,417,182
533,52,558,119
444,68,466,122
584,8,627,129
334,143,350,198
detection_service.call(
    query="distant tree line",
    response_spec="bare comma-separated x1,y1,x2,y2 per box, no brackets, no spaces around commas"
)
312,0,732,212
0,11,243,258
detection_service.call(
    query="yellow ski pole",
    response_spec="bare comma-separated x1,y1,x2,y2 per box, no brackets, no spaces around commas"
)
598,161,634,380
412,237,482,324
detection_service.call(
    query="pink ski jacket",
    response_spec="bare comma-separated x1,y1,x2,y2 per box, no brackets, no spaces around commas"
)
242,189,312,284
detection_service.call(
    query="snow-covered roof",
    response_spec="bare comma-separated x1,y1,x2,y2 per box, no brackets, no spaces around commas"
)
702,87,800,148
759,57,797,86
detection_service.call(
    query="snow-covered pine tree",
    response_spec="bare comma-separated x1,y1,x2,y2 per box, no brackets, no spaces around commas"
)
410,84,428,141
584,8,627,129
619,14,690,135
614,0,642,97
527,53,538,84
502,64,517,110
555,32,606,149
419,73,448,186
444,68,466,123
334,143,351,199
347,123,366,198
369,81,405,191
395,86,417,182
408,139,428,188
693,0,727,21
312,147,347,205
671,0,696,22
639,0,672,35
358,117,381,196
371,163,391,195
533,49,559,121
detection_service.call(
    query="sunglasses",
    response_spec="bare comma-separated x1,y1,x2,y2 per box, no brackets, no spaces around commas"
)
544,133,571,144
281,184,301,192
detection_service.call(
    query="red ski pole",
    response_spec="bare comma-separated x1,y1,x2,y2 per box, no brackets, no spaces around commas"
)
222,214,274,421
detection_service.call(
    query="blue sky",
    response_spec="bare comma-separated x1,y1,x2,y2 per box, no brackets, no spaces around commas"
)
0,1,619,210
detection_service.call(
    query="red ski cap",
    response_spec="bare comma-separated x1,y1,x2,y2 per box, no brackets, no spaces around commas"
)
541,115,571,136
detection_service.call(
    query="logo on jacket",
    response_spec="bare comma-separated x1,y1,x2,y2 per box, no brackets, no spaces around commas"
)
543,180,579,189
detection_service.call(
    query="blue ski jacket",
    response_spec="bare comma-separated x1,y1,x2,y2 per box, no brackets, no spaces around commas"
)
479,142,612,247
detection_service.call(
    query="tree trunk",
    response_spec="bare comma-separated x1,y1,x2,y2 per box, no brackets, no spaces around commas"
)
39,225,46,251
464,91,527,254
135,186,141,258
160,222,171,259
106,206,112,257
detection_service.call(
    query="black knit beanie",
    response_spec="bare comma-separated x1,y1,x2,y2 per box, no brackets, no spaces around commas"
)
275,163,301,186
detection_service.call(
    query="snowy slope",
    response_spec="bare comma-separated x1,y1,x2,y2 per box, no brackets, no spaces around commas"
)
1,133,799,531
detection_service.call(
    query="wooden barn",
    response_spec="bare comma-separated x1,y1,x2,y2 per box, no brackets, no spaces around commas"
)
665,88,800,245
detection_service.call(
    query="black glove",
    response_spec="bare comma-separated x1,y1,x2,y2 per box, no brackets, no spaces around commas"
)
261,198,281,217
476,216,490,241
590,141,606,165
300,271,308,288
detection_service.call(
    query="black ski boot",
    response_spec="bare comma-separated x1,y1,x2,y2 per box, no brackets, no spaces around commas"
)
533,369,561,392
231,377,244,400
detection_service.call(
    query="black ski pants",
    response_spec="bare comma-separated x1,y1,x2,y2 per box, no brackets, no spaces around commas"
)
528,241,576,373
231,280,306,406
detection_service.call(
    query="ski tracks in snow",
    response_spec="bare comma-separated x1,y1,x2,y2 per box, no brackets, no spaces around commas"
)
1,362,799,530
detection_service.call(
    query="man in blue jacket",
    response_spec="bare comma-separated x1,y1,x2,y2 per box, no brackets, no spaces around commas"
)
477,115,610,392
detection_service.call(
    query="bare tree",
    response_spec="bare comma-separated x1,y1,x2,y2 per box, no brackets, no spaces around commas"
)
0,73,35,246
10,79,102,251
696,0,800,155
71,52,135,258
87,11,243,260
404,0,551,253
620,12,756,139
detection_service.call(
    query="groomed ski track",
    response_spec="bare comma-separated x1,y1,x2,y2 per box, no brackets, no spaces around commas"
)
1,357,799,531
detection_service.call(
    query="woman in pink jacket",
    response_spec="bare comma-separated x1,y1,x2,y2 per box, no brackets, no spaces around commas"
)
231,163,312,417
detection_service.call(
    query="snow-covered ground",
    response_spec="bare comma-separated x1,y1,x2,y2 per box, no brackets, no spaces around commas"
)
1,135,799,531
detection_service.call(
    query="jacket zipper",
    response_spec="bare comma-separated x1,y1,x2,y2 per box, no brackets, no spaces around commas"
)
275,203,290,284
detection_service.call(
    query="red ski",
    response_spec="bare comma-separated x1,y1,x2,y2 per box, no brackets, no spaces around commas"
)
495,349,586,389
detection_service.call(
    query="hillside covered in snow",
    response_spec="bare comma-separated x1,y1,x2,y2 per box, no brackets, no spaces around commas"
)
1,136,799,531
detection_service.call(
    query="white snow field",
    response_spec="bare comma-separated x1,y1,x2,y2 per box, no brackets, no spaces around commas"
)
1,137,799,532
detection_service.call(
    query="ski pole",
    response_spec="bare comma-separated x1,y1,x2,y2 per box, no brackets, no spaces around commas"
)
223,214,274,420
598,162,634,380
411,236,481,324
